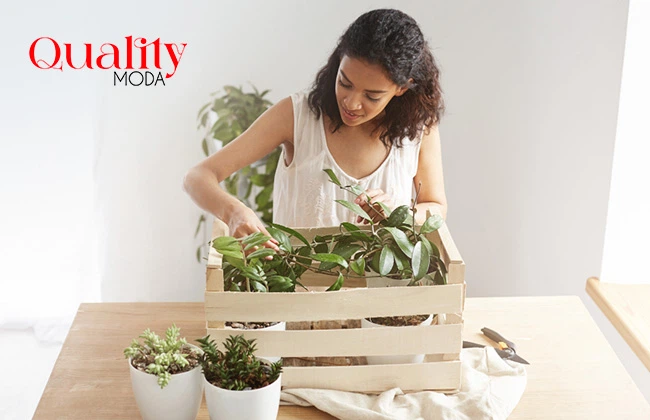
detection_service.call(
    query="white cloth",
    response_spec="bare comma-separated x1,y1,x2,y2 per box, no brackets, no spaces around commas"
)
272,90,422,228
280,347,527,420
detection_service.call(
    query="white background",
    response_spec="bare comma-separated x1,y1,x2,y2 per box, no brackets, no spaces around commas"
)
1,0,648,418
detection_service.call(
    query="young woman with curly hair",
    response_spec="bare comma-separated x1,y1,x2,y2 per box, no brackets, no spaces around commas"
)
184,9,447,251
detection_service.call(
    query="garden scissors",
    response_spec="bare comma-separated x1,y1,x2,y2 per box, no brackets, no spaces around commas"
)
463,327,530,365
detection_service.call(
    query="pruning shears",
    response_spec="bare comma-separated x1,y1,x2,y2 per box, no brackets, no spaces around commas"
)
463,327,530,365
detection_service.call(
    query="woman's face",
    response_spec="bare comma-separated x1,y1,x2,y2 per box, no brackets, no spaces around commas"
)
335,55,408,127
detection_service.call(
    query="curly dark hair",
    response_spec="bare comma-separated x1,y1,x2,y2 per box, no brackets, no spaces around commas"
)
308,8,444,148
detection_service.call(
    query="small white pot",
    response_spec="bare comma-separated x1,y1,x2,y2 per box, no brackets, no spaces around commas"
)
362,314,434,365
203,372,282,420
227,321,286,363
366,277,411,288
128,345,203,420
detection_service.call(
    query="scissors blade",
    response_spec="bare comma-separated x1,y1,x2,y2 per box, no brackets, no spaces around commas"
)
495,349,530,365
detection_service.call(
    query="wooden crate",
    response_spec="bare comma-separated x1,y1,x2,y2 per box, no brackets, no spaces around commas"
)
205,219,466,394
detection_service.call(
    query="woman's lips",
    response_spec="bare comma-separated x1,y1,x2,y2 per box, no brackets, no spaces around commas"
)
342,107,361,120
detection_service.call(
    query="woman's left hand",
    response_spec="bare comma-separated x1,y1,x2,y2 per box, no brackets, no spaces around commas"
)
354,189,394,224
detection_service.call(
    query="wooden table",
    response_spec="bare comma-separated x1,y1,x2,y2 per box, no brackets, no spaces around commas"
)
586,277,650,370
34,297,650,419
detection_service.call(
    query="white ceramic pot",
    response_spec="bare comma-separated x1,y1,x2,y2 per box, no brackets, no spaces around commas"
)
366,277,411,288
128,345,203,420
203,372,282,420
362,314,434,365
227,321,286,363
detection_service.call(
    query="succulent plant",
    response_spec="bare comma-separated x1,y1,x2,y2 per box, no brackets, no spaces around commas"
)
197,334,282,391
124,324,200,389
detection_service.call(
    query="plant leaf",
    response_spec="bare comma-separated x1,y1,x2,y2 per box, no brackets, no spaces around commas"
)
247,248,275,260
326,273,344,291
421,214,444,234
268,223,310,246
335,200,372,222
311,253,348,269
383,227,414,258
194,214,206,237
212,237,244,259
350,257,365,276
379,246,395,276
266,226,292,253
349,184,364,197
201,138,209,156
241,232,271,248
320,244,362,271
323,169,342,187
250,280,268,292
383,205,409,227
377,202,393,218
411,241,431,281
340,222,360,232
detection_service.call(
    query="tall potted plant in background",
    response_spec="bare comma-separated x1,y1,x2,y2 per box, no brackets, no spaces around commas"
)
194,84,281,262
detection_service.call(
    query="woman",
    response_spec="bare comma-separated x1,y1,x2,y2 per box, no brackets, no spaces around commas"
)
183,8,447,252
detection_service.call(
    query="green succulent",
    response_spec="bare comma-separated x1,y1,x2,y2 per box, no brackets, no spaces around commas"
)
124,324,199,389
198,334,282,391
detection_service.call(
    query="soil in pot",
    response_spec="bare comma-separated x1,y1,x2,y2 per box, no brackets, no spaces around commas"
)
366,314,430,327
226,321,281,329
130,345,200,373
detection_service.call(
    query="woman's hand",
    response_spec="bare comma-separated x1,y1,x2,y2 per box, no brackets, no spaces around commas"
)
354,189,395,224
227,205,280,255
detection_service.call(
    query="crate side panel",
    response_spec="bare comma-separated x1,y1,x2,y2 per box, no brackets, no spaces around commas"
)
205,284,463,322
283,361,462,393
206,323,462,357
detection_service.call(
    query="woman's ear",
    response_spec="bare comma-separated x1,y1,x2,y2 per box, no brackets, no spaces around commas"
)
395,78,414,97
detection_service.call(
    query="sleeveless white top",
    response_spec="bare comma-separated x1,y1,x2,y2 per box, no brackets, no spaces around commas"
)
272,90,422,228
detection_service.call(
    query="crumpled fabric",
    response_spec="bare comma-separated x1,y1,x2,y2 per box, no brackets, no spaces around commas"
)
281,347,527,420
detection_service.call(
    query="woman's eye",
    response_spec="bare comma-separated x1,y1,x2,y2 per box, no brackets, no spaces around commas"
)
338,79,380,102
338,79,351,89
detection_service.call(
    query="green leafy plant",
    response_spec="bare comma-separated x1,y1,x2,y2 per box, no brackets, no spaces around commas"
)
197,334,282,391
210,169,447,293
194,84,281,262
124,324,200,389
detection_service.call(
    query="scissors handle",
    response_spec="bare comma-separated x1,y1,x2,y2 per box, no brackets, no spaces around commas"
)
481,327,517,351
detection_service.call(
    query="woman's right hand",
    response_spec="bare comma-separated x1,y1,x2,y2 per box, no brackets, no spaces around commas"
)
227,205,280,253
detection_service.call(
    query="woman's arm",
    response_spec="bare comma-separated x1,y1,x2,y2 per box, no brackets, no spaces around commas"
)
413,124,448,224
183,96,294,241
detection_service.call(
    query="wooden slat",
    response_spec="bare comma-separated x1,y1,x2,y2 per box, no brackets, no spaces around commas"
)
205,283,463,322
207,247,222,269
205,267,223,292
586,277,650,371
448,261,465,286
299,271,367,288
206,324,461,357
282,361,461,393
436,222,463,264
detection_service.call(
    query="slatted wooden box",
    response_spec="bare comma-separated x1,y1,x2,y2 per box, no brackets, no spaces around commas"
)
205,219,465,393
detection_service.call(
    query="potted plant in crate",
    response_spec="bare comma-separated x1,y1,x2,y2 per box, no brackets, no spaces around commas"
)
211,168,447,365
198,334,283,420
210,228,317,362
123,325,203,420
320,169,447,364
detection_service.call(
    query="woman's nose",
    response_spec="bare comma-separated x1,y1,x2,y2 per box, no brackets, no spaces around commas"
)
344,94,362,110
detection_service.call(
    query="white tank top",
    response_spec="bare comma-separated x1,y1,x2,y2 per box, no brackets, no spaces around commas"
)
272,90,422,228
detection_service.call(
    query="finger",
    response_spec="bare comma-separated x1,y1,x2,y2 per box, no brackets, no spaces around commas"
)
258,226,281,252
369,193,391,205
355,189,384,204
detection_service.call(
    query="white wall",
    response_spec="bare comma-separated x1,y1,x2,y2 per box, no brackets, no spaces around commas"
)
601,0,650,285
3,0,647,412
